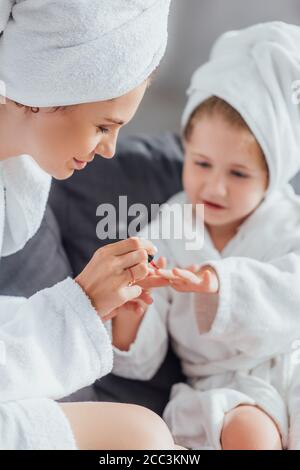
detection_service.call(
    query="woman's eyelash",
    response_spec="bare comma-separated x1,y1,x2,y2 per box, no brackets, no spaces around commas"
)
97,126,109,134
195,161,210,168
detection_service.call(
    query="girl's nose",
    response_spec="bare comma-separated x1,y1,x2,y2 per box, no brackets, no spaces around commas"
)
207,173,227,197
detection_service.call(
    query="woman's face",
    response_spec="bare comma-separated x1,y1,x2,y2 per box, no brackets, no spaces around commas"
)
2,81,148,179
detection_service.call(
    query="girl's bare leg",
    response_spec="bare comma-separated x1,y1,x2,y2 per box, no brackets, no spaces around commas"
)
60,402,177,450
221,405,282,450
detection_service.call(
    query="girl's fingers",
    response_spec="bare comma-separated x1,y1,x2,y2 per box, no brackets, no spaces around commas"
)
186,264,200,273
198,269,219,293
156,256,167,269
138,290,153,305
134,305,145,316
137,276,170,289
169,281,187,292
156,268,178,280
172,268,201,284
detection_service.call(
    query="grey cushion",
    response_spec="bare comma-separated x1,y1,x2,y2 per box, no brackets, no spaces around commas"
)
50,133,186,414
0,204,73,297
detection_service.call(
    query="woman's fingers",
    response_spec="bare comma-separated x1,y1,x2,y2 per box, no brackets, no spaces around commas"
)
119,248,148,269
122,262,149,286
110,237,157,257
121,284,143,302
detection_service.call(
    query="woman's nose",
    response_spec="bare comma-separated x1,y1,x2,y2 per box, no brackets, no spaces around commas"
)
96,132,119,159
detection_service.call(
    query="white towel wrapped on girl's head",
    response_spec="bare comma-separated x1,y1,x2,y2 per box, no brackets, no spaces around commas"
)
0,0,171,106
182,22,300,196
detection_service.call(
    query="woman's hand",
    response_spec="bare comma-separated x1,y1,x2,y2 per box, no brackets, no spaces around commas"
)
135,256,170,290
106,255,167,321
75,237,157,320
157,264,219,294
106,288,153,322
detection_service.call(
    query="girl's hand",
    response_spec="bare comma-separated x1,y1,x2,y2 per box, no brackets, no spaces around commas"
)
157,264,219,294
75,237,157,320
111,290,152,350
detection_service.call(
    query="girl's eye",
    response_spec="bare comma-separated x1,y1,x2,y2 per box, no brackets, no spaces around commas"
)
231,170,249,178
97,126,109,134
195,161,211,168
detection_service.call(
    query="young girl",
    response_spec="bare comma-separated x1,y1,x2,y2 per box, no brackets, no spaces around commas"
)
111,22,300,450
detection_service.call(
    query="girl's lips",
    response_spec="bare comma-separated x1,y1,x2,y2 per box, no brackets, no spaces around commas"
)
73,158,88,170
202,200,226,210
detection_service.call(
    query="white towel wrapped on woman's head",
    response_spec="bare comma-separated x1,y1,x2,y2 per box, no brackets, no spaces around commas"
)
0,0,171,106
182,22,300,196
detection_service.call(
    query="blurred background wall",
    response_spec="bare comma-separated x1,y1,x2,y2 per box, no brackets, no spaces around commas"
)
124,0,300,137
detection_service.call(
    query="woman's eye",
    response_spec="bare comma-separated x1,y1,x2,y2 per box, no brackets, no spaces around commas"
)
231,170,249,178
195,161,211,168
97,126,109,134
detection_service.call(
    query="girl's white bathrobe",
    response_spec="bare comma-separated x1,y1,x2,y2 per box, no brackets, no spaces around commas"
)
0,155,113,449
112,188,300,450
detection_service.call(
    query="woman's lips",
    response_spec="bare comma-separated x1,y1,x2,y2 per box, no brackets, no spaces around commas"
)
73,153,95,170
73,158,88,170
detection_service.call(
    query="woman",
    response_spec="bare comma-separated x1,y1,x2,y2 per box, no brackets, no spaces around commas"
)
0,0,179,450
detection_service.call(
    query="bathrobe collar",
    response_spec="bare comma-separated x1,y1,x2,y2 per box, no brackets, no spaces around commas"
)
0,154,51,257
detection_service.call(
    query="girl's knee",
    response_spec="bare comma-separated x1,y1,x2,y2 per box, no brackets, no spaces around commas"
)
221,405,282,450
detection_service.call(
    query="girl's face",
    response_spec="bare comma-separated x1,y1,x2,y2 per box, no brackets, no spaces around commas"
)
183,114,269,231
1,81,148,179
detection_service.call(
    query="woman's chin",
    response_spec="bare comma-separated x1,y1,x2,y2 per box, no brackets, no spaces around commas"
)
57,172,75,180
51,166,75,180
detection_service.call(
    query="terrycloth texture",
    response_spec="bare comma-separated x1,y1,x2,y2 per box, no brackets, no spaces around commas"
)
0,0,171,106
0,277,113,402
0,154,51,256
113,189,300,449
0,399,77,449
181,22,300,196
0,154,114,448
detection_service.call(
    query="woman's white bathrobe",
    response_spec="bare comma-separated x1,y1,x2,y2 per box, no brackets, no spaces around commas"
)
0,155,113,449
112,189,300,450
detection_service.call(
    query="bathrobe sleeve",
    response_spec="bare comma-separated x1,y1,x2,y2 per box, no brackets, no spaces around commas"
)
196,250,300,358
111,285,171,380
0,277,113,403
